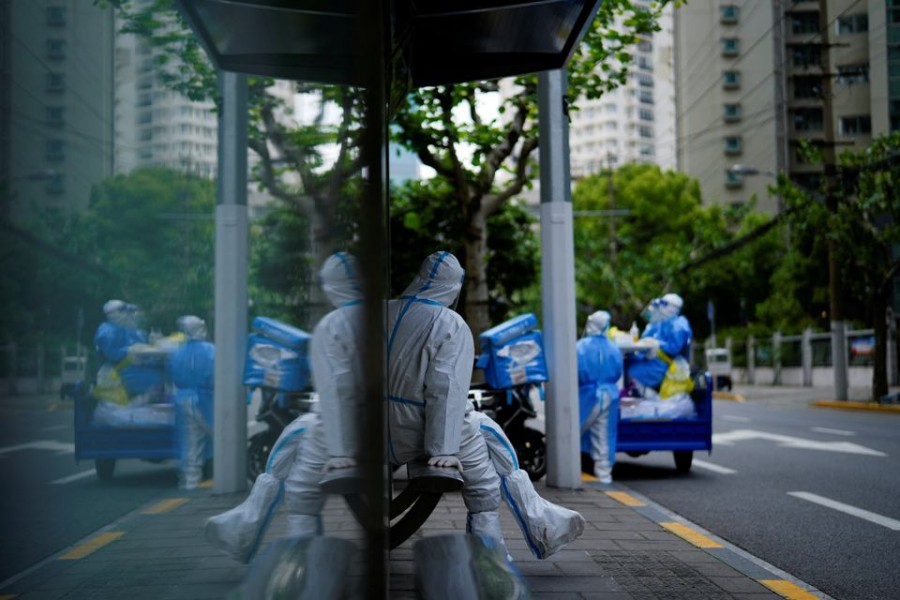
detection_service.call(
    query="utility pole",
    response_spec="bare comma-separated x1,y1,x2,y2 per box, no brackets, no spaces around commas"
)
818,0,848,401
607,151,617,269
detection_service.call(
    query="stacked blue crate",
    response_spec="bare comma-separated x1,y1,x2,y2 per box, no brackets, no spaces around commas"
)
476,313,548,389
242,317,311,392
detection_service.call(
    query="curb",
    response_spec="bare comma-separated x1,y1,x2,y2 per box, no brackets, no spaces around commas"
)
593,483,836,600
811,400,900,413
713,391,745,402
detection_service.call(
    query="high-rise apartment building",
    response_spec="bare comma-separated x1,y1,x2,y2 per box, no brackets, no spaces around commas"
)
676,0,891,214
568,2,677,177
113,5,217,178
2,0,115,221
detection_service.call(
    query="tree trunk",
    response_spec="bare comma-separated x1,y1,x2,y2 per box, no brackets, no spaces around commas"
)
464,210,492,345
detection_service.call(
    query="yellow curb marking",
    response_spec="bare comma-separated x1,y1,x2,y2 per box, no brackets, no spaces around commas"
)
760,579,821,599
58,531,124,560
713,392,745,402
0,594,18,599
812,401,900,413
581,473,599,482
198,479,213,489
143,498,189,514
660,522,722,549
605,491,645,507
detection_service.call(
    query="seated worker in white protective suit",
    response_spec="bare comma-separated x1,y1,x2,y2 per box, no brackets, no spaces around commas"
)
625,293,693,394
168,316,215,490
577,311,623,484
205,252,583,563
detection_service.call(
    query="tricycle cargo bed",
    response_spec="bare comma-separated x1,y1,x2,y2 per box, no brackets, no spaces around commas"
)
73,384,178,463
616,372,713,454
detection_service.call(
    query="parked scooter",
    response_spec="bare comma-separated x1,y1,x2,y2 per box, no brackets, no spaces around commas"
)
469,382,547,481
246,387,317,483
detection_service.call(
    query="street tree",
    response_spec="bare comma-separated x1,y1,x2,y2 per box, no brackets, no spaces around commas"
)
101,0,674,337
779,133,900,399
75,168,217,332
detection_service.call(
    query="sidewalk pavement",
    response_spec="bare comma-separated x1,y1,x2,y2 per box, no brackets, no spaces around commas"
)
0,475,832,600
715,383,900,413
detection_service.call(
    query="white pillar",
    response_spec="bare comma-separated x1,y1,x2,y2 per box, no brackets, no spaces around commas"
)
213,72,249,494
538,69,581,490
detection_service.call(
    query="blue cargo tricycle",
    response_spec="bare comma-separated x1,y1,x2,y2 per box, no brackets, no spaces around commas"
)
73,382,178,480
614,371,713,473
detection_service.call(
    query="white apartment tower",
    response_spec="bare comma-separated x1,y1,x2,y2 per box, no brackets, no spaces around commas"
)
675,0,891,214
113,3,217,178
568,1,677,177
2,1,115,221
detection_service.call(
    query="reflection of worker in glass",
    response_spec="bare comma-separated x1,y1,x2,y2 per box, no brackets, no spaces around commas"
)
577,311,623,484
205,253,363,560
168,316,215,490
94,300,162,405
626,293,692,393
385,251,509,546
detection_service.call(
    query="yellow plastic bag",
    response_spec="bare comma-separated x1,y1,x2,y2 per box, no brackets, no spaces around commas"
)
659,356,694,399
94,364,129,406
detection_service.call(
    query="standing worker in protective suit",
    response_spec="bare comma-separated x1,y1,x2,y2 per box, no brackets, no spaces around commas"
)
626,293,692,393
577,311,623,484
168,315,215,490
94,300,163,406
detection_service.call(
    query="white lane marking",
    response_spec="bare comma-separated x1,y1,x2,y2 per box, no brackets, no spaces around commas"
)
692,460,737,475
722,415,751,423
41,425,69,432
712,429,885,457
788,491,900,531
51,469,96,485
811,427,855,437
0,440,75,455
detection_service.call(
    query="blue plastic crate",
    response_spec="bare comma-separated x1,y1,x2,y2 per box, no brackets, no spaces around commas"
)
243,334,309,392
477,329,548,389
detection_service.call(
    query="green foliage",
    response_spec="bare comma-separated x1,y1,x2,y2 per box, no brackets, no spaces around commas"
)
390,180,538,323
78,168,216,332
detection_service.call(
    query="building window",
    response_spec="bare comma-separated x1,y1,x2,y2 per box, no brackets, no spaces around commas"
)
638,74,653,87
721,38,740,57
639,91,654,105
46,73,66,93
46,174,65,195
836,63,869,85
793,107,824,131
724,136,743,155
791,45,821,68
46,106,65,126
639,145,655,156
637,56,653,71
639,108,654,121
723,103,742,122
720,5,739,24
725,170,743,189
793,76,821,99
723,70,741,89
791,11,819,34
45,140,65,161
638,38,652,53
638,126,653,139
839,115,872,135
837,13,868,35
46,39,66,60
46,6,66,26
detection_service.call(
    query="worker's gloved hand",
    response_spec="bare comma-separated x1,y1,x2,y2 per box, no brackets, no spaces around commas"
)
427,455,463,473
324,456,357,472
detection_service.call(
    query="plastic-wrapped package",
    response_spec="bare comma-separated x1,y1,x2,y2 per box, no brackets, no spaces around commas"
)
92,401,174,427
251,317,311,351
619,393,696,421
476,314,548,389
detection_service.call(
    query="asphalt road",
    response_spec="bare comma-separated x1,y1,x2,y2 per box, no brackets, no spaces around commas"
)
615,396,900,600
0,394,179,582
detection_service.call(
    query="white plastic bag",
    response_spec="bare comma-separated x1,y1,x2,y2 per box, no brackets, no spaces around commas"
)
500,470,585,559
